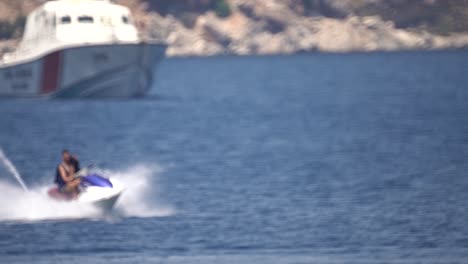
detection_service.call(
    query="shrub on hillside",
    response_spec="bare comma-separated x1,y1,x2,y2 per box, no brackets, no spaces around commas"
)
0,17,25,40
214,0,231,18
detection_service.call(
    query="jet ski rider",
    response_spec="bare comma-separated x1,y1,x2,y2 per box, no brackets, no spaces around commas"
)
55,149,81,199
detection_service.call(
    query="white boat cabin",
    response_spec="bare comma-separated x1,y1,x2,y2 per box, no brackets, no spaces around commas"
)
4,0,139,63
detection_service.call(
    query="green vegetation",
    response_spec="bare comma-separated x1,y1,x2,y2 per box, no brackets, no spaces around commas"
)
0,16,25,40
299,0,346,18
146,0,231,18
351,0,468,34
214,0,231,18
299,0,468,34
0,21,15,40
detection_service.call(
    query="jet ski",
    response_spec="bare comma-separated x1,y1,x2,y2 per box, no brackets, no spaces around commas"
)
48,169,124,212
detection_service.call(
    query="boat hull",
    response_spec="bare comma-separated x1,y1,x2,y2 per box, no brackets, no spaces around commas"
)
0,42,166,98
92,193,121,212
47,186,123,212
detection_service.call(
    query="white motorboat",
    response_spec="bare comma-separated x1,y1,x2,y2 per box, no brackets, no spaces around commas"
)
0,0,167,98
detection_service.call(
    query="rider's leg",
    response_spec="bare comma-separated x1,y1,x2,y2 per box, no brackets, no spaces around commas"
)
65,178,81,199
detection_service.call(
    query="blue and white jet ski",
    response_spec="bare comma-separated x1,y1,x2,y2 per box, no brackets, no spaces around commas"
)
48,170,124,212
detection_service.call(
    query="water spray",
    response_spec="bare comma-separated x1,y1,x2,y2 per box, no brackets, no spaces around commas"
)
0,148,28,191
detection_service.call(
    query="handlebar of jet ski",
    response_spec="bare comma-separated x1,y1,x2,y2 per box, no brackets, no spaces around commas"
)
74,164,96,178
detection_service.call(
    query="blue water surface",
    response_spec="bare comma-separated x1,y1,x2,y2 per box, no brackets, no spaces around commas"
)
0,51,468,263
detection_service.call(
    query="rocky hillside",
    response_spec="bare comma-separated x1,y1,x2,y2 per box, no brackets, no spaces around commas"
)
1,0,468,56
131,0,468,55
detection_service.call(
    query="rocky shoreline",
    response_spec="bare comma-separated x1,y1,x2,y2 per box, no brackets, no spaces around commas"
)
138,0,468,56
143,12,468,57
1,0,468,58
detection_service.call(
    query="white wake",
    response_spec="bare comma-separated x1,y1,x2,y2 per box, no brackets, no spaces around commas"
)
0,164,175,222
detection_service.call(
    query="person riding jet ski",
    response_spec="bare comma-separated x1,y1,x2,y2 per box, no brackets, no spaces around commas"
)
48,150,125,211
55,149,81,199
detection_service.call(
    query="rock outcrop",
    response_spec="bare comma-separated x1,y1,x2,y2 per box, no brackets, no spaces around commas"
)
142,0,468,56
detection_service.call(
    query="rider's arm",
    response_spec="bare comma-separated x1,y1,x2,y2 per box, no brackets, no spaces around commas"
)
58,165,74,183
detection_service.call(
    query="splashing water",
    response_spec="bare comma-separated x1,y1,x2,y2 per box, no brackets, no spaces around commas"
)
105,164,176,218
0,164,175,222
0,148,28,191
0,181,100,221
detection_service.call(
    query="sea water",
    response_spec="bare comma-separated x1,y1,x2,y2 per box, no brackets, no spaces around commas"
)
0,51,468,263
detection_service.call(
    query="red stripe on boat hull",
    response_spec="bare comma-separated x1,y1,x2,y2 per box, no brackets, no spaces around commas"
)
41,51,61,94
